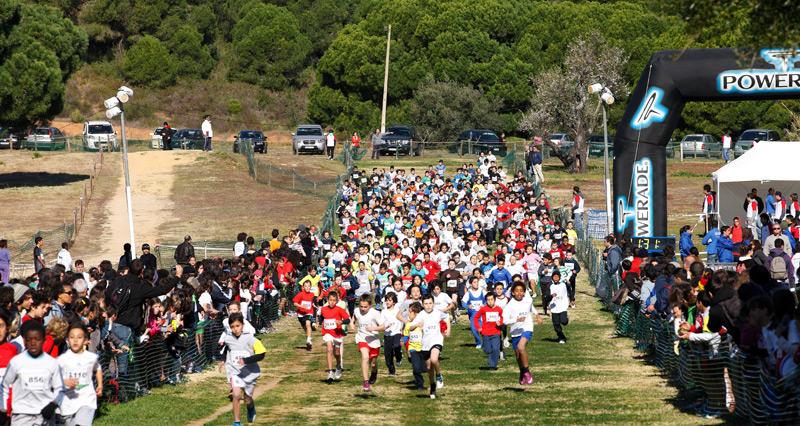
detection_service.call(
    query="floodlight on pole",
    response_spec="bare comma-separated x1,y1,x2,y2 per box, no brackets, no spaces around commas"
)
588,83,615,236
103,86,136,256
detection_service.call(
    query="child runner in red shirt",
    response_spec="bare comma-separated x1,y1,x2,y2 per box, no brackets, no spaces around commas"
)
292,281,316,351
474,292,504,370
319,292,350,383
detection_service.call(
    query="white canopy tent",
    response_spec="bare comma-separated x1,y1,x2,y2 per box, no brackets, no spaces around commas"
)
712,142,800,227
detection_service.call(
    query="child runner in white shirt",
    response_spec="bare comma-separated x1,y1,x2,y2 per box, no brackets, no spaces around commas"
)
2,320,63,425
549,271,570,344
219,313,266,426
354,295,385,392
503,282,542,385
58,324,103,426
411,294,451,399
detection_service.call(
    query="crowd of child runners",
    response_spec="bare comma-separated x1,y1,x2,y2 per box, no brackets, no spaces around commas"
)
287,156,583,399
0,153,586,423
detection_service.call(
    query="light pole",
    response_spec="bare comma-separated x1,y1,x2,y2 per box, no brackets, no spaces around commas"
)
104,86,136,256
588,83,615,235
380,24,392,134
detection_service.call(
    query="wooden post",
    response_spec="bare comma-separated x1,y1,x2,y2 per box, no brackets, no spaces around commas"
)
73,208,78,236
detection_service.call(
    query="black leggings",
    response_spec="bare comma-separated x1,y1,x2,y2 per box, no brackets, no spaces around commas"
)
384,334,403,374
327,146,335,158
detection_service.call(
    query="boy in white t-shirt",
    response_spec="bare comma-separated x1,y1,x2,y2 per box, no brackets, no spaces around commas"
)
354,295,385,392
548,271,570,344
59,324,103,426
411,294,450,399
381,293,404,375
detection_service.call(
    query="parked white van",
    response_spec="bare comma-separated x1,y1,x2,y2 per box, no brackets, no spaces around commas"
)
83,121,117,151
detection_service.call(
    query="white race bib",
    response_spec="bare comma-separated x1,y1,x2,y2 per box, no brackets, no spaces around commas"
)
447,279,458,288
323,244,331,251
485,311,500,323
231,350,249,363
469,301,483,311
301,300,312,310
21,370,49,391
323,319,337,330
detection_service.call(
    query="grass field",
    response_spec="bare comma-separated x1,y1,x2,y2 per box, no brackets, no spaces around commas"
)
96,274,712,425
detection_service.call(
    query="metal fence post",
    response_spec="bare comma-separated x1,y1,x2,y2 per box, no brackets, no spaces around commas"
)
73,208,78,236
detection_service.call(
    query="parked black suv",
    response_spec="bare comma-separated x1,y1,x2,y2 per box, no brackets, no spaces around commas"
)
172,128,204,150
234,130,267,154
456,129,506,155
376,125,421,156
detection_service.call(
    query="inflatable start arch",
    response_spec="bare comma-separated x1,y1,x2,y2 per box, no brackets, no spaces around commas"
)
614,48,800,238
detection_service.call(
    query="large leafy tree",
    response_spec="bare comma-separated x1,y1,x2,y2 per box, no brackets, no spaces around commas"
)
519,33,628,173
410,79,501,142
0,0,86,127
166,25,213,79
228,3,312,90
122,35,176,87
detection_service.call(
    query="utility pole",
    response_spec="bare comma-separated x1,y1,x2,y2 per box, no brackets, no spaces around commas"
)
380,24,392,134
602,103,613,235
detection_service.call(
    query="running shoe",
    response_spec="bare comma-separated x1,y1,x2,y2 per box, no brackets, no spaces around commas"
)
436,374,444,389
396,359,403,367
334,368,342,380
369,370,378,385
503,338,510,348
475,345,482,350
522,371,534,385
326,370,334,384
499,352,505,361
246,403,256,423
558,340,566,344
306,340,312,351
362,380,371,392
429,382,437,399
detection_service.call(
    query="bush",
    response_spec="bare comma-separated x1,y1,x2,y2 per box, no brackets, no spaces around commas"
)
227,99,242,115
69,109,84,123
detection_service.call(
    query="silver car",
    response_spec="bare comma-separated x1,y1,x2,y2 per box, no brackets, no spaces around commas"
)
734,128,779,157
292,124,325,154
680,134,721,158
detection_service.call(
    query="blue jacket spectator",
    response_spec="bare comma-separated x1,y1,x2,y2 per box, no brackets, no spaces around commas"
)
679,226,695,257
702,227,721,260
604,236,622,275
716,226,735,263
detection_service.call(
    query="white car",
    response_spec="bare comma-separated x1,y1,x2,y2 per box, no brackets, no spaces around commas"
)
83,121,116,151
151,127,165,149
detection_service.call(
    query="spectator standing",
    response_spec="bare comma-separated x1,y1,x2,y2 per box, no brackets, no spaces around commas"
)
767,239,795,287
57,242,72,271
702,218,721,263
118,243,133,271
33,236,45,273
722,131,732,163
174,235,195,265
790,193,800,219
763,223,791,255
0,240,9,284
371,128,381,160
716,226,735,263
604,236,622,276
326,129,336,160
765,188,776,218
140,243,157,270
571,186,585,232
702,184,716,234
201,114,213,152
234,232,247,258
772,191,787,222
161,121,173,150
530,141,544,183
351,131,361,149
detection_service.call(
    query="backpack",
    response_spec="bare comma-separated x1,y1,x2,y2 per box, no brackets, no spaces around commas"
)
109,283,132,312
769,255,788,281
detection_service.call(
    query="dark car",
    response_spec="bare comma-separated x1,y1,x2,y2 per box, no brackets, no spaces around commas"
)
0,127,20,149
376,125,421,156
234,130,267,154
588,134,614,157
457,129,506,155
172,128,204,150
734,128,779,157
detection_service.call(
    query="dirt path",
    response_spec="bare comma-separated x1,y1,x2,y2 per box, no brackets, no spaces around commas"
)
90,150,197,264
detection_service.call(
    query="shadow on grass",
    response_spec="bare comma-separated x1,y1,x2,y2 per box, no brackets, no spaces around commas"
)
0,172,89,189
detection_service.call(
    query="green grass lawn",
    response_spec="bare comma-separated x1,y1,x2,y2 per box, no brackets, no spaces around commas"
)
98,274,712,425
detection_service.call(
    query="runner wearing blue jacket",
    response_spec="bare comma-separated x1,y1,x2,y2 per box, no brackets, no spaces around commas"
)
487,256,513,290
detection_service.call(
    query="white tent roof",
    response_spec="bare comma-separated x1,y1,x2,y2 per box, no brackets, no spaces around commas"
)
712,141,800,227
713,141,800,183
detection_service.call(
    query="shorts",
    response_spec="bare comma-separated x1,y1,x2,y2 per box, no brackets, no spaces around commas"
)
195,319,209,335
11,413,46,426
61,406,96,426
298,314,315,327
322,334,343,346
229,373,257,397
422,344,443,360
511,331,533,349
357,342,381,359
439,320,448,334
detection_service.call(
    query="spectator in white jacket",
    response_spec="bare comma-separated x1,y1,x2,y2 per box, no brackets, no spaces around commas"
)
57,242,72,272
